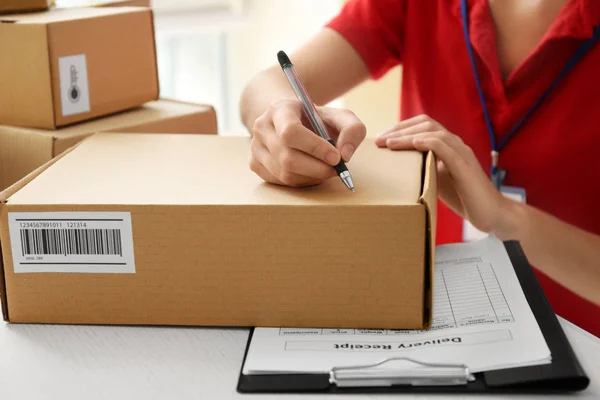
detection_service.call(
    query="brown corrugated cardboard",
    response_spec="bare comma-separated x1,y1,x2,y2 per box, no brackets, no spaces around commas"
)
56,0,151,8
0,134,436,329
94,0,151,6
0,100,217,192
0,0,49,14
0,7,158,129
0,142,80,320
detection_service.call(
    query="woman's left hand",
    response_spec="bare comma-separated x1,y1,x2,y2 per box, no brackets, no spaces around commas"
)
375,114,519,240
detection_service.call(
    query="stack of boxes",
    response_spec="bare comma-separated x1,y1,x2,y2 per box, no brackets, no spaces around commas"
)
0,1,218,191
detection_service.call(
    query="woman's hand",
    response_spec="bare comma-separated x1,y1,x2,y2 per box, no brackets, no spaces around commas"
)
375,114,520,240
250,99,366,188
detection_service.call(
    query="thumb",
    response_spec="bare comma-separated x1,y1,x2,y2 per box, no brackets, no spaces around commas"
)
319,107,366,162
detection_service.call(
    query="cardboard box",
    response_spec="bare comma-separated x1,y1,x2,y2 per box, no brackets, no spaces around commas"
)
0,7,158,129
56,0,151,8
0,100,217,191
94,0,151,6
0,134,436,329
0,0,49,14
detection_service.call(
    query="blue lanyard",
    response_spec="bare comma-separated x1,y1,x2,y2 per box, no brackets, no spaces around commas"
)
460,0,600,189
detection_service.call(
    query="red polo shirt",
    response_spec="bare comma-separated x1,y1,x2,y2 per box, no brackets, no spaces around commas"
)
327,0,600,337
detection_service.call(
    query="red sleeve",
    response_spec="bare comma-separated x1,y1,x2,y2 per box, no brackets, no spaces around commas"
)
326,0,406,79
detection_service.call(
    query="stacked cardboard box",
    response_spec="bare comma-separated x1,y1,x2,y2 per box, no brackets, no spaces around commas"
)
0,100,217,191
0,4,219,192
0,7,159,128
0,0,148,14
55,1,152,9
0,0,49,14
94,0,152,6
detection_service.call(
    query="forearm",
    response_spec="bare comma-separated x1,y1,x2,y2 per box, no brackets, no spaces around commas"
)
239,28,370,133
503,201,600,305
382,115,600,306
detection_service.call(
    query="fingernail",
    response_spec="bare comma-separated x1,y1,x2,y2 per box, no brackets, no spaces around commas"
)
326,151,339,165
341,144,355,161
413,138,424,145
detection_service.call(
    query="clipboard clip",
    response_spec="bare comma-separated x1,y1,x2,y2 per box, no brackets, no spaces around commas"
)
329,357,474,388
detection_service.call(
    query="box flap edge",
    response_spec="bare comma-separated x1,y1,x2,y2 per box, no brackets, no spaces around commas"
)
0,142,81,322
148,9,160,101
418,151,437,329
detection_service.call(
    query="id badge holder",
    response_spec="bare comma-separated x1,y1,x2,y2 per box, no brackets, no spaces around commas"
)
462,168,526,242
499,185,526,204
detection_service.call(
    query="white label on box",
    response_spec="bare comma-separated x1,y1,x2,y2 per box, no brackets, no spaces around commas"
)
8,212,135,273
58,54,91,117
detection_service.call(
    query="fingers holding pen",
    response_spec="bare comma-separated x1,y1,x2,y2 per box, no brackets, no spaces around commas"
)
250,100,339,188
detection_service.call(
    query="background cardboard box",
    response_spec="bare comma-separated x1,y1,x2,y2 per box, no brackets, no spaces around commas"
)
0,7,158,129
0,134,436,329
94,0,151,6
0,0,48,14
0,100,217,191
55,1,151,8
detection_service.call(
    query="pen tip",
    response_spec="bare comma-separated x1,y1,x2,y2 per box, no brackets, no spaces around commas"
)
277,51,292,68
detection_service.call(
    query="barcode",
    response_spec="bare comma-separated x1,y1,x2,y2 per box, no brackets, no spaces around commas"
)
20,228,123,257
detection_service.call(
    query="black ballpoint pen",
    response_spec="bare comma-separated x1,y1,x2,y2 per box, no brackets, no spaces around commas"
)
277,50,355,192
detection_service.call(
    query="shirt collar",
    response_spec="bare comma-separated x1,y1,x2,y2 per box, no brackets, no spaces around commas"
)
452,0,600,40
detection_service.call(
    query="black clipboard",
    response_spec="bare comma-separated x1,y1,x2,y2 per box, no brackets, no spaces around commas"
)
237,241,590,394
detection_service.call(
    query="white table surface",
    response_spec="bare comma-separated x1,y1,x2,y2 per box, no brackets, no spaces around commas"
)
0,317,598,400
